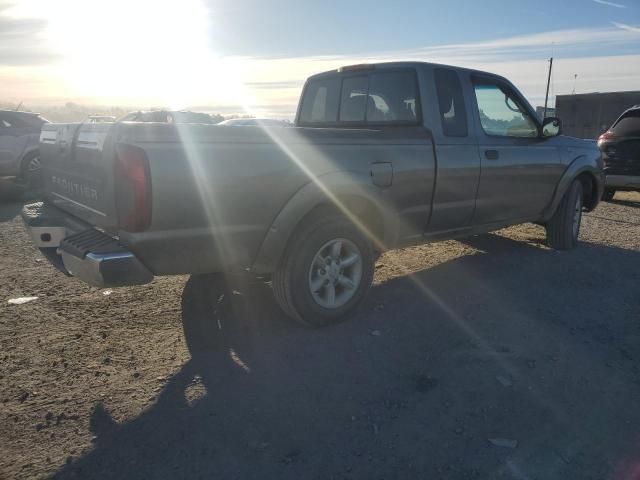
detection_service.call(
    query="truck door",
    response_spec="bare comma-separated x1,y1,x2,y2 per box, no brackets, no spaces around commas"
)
470,76,563,224
426,68,481,232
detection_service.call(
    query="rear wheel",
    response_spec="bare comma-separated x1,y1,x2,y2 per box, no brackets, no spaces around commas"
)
272,214,374,327
602,188,616,202
546,179,583,250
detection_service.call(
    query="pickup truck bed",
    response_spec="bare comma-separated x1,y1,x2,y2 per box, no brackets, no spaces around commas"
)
34,122,433,276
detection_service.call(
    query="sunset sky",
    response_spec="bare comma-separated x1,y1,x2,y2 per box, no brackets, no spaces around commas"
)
1,0,639,118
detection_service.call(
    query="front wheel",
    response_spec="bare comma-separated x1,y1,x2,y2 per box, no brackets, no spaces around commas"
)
272,214,375,327
546,179,583,250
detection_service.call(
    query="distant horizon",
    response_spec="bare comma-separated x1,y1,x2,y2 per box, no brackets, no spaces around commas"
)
0,100,296,121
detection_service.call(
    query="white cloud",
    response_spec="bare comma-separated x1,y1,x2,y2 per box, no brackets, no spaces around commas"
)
592,0,626,8
612,21,640,33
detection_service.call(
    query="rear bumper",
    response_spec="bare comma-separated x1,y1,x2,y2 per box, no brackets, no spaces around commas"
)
21,202,153,288
605,174,640,189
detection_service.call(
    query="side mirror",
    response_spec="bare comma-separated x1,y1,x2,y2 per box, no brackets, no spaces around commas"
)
541,117,562,138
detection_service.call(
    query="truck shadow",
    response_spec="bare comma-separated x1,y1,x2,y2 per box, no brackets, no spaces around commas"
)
52,233,640,480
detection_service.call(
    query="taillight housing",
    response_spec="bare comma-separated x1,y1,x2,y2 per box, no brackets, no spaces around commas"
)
114,144,151,232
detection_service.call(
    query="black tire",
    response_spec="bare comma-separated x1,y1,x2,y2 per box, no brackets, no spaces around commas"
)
180,273,233,354
272,214,375,327
602,188,616,202
546,179,583,250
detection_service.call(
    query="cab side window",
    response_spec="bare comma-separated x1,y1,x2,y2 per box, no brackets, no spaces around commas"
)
473,81,538,138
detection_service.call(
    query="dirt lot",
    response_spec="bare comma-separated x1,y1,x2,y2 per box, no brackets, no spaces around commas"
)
1,193,640,480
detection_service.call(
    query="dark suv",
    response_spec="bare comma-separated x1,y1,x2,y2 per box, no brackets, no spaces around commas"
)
598,105,640,201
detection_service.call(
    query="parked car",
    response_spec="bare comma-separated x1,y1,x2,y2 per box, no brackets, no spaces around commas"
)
0,110,49,188
218,118,291,127
22,61,603,330
598,105,640,201
118,110,216,124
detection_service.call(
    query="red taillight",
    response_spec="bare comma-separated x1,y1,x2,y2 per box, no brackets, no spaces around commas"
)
114,144,151,232
598,131,616,141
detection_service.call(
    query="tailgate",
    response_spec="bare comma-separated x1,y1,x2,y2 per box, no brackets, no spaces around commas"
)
40,122,119,230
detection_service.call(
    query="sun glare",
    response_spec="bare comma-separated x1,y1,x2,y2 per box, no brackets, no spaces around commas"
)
9,0,250,108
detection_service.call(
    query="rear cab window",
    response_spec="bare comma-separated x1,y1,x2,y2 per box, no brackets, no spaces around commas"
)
298,68,420,127
299,77,340,124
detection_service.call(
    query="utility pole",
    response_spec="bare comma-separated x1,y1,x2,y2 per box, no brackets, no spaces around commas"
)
543,57,553,119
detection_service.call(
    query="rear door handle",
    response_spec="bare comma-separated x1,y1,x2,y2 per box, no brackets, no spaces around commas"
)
484,149,499,160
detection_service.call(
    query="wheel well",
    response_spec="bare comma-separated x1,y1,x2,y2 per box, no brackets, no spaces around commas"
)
576,172,598,211
294,197,385,252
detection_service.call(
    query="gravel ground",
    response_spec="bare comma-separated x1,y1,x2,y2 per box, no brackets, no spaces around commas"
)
1,193,639,480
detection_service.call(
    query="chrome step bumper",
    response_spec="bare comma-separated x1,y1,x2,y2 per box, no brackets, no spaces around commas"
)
22,202,153,288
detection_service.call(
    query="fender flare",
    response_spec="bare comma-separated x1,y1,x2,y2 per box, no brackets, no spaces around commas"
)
251,171,397,274
542,155,604,221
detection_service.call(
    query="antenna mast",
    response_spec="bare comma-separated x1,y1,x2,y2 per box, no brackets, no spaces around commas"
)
543,57,553,119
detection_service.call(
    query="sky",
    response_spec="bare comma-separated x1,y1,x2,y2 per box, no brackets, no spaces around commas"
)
1,0,639,118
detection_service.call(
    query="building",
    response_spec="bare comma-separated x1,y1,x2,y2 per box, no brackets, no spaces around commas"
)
535,106,556,120
555,91,640,140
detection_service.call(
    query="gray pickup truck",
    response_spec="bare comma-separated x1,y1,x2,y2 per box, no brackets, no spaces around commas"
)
23,62,603,327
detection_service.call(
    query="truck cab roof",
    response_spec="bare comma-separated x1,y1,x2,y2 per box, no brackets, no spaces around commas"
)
308,61,506,82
